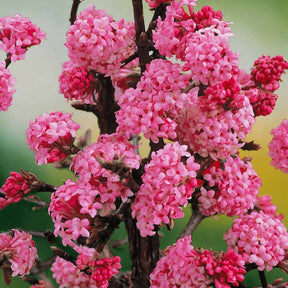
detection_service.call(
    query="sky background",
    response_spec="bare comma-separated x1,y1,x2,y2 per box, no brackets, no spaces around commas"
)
0,0,288,287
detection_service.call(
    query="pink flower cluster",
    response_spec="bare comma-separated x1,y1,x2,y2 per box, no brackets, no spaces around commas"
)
59,61,95,103
255,195,283,220
182,26,239,85
49,179,95,247
1,171,30,204
52,254,120,288
0,61,16,111
51,257,95,288
153,1,238,85
198,156,262,217
0,230,37,277
116,59,189,142
251,55,288,92
71,133,141,213
150,236,245,288
268,119,288,173
131,142,200,237
203,248,246,288
0,14,46,61
224,211,288,271
65,5,135,76
26,111,80,165
175,91,255,159
50,133,140,246
76,254,121,288
150,236,212,288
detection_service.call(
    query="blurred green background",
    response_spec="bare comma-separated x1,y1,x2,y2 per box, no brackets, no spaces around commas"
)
0,0,287,287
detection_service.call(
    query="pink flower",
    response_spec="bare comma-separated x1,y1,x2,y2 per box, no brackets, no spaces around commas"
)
153,1,231,65
65,5,135,76
255,195,283,220
0,14,46,61
89,256,121,288
26,111,80,165
150,236,212,288
251,55,288,92
59,61,96,103
198,156,261,217
268,119,288,173
175,92,255,159
0,61,16,111
116,59,189,143
51,257,95,288
206,249,246,288
49,179,96,247
131,142,200,237
1,171,30,204
71,133,140,214
224,211,288,271
182,26,239,85
0,230,38,277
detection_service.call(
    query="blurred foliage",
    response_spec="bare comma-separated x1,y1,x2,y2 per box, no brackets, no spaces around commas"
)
0,0,288,287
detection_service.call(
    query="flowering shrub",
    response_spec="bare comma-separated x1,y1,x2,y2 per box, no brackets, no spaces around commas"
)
0,0,288,288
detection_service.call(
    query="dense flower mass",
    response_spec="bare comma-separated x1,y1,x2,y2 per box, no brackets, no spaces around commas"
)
268,119,288,173
0,61,16,111
0,230,37,277
116,59,189,142
224,211,288,271
150,236,212,288
175,92,255,159
251,55,288,92
65,5,135,76
131,142,200,237
49,179,97,247
0,14,46,61
76,254,121,288
198,156,261,217
71,133,141,214
59,61,96,103
150,236,245,288
26,111,80,165
1,171,30,204
51,257,95,288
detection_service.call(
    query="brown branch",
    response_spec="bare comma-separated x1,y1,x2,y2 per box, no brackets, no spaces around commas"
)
96,157,140,193
125,207,159,288
94,74,119,134
132,0,150,73
5,54,11,68
69,0,81,25
178,209,206,239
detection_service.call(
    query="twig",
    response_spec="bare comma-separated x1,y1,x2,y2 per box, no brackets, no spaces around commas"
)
259,270,268,288
132,0,150,73
69,0,81,25
5,53,11,68
178,209,206,239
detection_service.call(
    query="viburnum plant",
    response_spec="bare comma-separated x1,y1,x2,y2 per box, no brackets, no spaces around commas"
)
0,0,288,287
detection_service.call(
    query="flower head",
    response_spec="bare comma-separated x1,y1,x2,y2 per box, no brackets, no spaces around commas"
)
65,5,135,76
132,142,200,237
26,111,80,165
0,14,46,61
0,61,16,111
224,211,288,271
0,230,38,277
268,119,288,173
